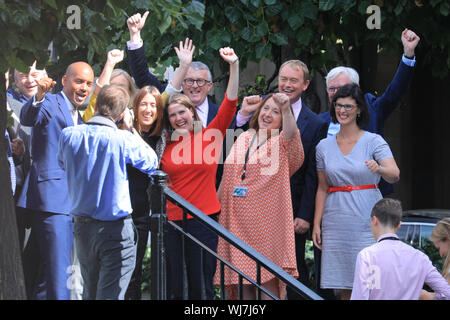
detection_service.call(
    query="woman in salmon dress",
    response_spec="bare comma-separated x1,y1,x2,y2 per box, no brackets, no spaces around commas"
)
215,93,304,299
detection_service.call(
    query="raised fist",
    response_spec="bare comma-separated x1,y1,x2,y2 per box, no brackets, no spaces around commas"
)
36,77,56,101
240,95,262,116
272,92,290,112
107,49,124,66
219,47,238,65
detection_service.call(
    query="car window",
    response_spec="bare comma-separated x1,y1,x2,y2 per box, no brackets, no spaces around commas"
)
420,224,435,248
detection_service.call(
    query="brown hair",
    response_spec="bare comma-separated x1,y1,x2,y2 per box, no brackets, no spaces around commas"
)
96,84,130,119
132,86,164,136
248,94,292,133
371,198,403,229
164,93,201,132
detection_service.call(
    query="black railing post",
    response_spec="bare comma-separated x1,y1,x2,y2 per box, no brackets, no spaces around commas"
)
150,170,168,300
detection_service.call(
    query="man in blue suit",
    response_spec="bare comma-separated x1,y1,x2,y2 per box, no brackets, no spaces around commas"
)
235,60,329,299
319,28,420,196
18,62,94,299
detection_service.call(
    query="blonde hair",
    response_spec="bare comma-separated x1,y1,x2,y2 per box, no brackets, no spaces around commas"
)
430,218,450,282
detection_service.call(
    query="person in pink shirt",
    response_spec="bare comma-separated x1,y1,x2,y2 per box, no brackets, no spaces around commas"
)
351,198,450,300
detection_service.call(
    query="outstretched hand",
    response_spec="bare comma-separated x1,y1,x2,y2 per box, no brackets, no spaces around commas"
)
127,11,149,36
401,28,420,58
174,38,195,67
219,47,238,65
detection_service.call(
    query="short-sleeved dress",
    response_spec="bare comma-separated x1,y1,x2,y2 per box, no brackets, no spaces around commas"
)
215,129,304,299
316,131,394,289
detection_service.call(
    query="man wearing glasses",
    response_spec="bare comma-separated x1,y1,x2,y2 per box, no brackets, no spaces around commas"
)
126,12,219,129
319,29,420,140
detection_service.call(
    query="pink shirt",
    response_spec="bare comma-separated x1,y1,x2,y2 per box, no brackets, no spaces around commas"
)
351,233,450,300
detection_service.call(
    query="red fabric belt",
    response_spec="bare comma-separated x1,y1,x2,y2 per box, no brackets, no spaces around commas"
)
327,184,378,193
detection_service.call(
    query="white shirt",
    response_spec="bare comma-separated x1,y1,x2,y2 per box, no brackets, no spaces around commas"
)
60,91,79,126
195,98,209,128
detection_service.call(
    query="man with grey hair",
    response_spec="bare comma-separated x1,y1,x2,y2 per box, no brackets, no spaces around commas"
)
126,12,228,187
57,84,158,300
320,28,420,139
126,12,219,128
319,28,420,197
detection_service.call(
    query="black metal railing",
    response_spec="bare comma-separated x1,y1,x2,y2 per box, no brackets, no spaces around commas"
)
149,170,322,300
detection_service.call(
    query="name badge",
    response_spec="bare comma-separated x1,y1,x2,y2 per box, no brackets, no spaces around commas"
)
232,186,248,197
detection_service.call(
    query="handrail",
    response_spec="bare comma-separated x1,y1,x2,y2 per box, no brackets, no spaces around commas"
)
150,170,323,300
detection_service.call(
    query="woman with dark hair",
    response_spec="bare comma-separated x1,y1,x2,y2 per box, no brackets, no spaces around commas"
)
312,83,400,300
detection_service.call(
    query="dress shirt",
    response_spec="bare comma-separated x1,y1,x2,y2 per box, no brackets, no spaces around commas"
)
57,115,158,221
5,130,16,195
195,97,209,128
60,91,79,125
236,97,303,127
351,233,450,300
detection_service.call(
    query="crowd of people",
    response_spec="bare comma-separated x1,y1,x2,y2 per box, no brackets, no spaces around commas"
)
4,11,450,300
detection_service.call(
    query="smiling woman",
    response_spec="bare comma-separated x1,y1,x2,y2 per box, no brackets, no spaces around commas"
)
159,46,239,300
312,83,400,300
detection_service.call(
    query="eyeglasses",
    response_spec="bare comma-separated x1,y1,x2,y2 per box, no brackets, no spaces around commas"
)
333,102,356,111
183,78,211,87
327,86,343,93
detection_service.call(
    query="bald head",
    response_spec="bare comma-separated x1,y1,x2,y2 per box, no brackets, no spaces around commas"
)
62,62,94,108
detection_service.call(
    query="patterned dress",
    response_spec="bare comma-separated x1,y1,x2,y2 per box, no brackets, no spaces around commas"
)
316,131,394,289
215,129,304,299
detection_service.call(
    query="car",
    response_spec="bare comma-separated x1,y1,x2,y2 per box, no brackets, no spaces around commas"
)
398,209,450,273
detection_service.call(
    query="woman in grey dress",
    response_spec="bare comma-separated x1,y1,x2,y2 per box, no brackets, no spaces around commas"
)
312,83,400,300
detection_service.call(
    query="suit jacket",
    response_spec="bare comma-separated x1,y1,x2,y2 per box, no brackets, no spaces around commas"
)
319,59,415,195
291,105,328,224
17,92,82,214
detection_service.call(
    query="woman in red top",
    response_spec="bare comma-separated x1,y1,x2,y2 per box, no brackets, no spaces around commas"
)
160,47,239,299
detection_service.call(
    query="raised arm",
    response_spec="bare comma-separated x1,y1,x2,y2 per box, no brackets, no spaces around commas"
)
219,47,239,101
169,38,195,93
126,11,165,92
82,49,124,122
273,92,297,139
20,77,56,127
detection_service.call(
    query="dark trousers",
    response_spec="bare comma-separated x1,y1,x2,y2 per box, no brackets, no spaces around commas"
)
125,216,149,300
30,211,73,300
15,206,39,299
165,214,219,300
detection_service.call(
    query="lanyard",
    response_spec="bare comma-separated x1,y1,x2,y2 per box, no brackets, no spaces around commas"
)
378,236,400,243
241,133,267,181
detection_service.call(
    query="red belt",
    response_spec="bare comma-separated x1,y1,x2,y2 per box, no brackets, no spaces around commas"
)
327,184,378,193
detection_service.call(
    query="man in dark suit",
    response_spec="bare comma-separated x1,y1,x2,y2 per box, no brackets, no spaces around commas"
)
235,60,328,299
126,12,227,187
319,28,420,196
18,62,94,299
